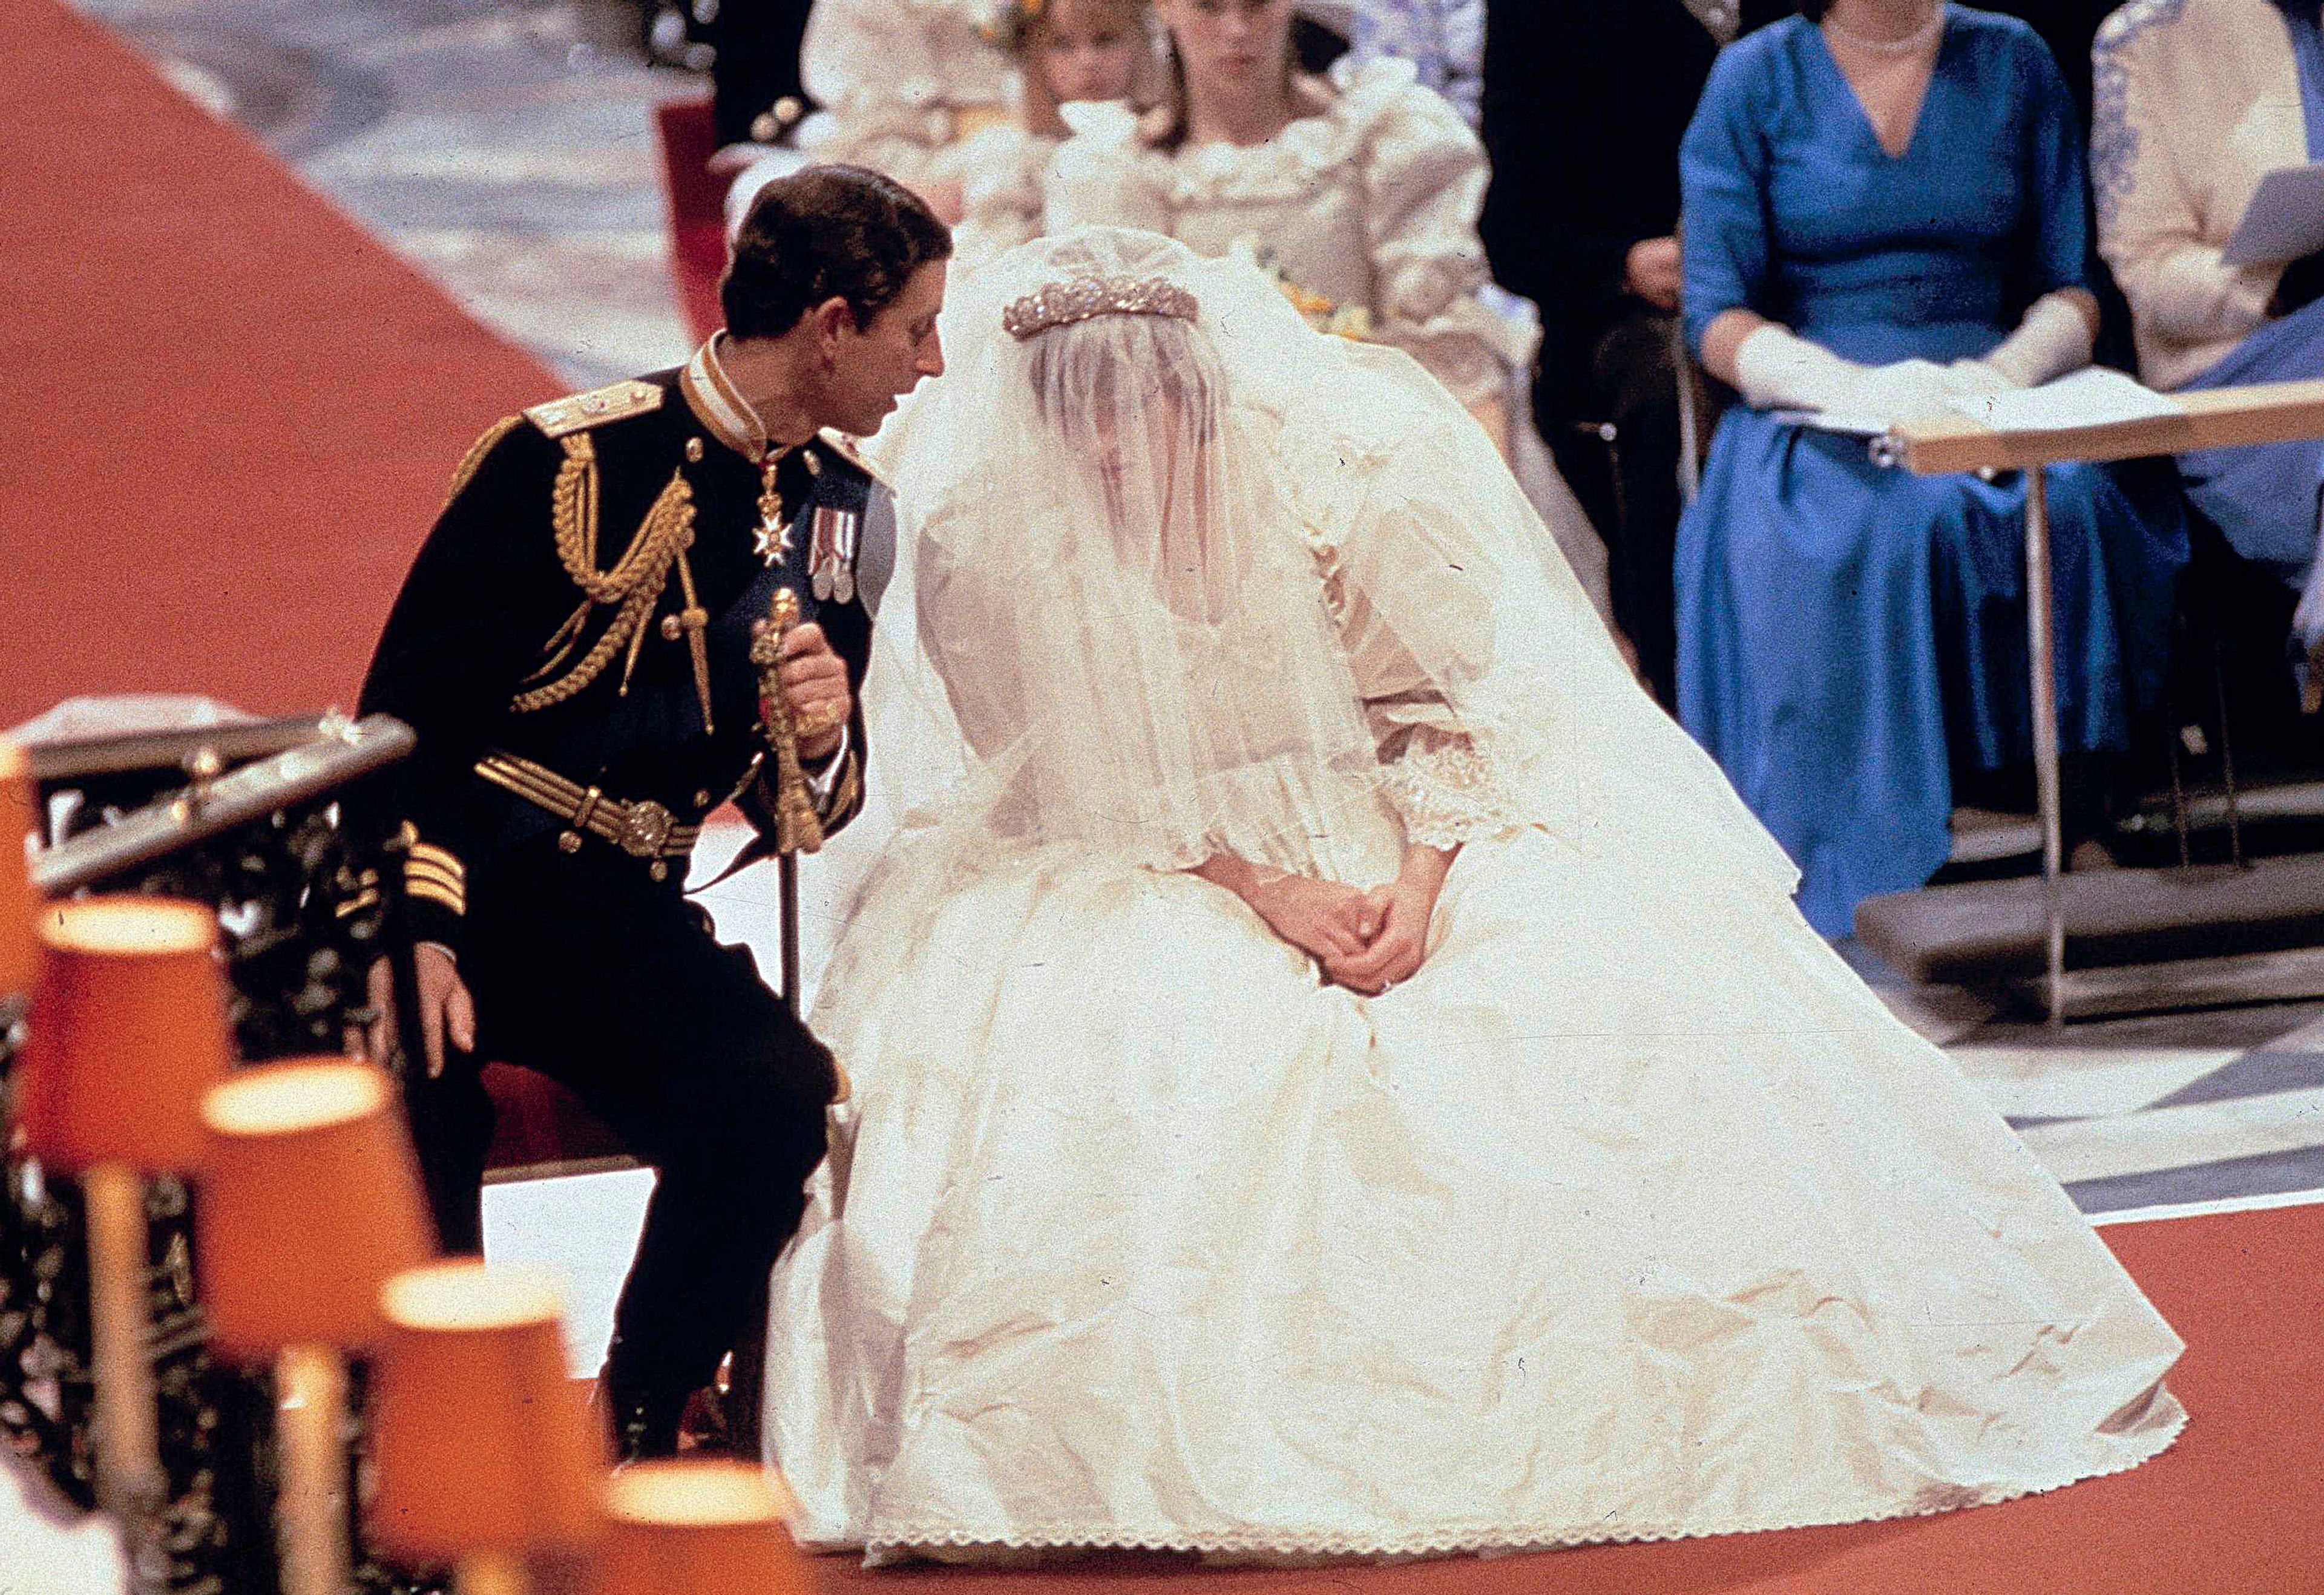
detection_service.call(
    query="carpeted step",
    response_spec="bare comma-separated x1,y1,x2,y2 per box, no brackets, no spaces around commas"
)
1855,854,2324,984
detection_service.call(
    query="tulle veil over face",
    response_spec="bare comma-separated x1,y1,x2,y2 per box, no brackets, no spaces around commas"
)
850,226,1799,920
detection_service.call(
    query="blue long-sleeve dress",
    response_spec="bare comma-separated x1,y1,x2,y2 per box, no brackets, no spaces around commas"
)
1675,7,2187,937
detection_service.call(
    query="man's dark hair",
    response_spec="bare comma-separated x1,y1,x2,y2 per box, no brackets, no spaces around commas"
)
722,165,953,341
1794,1,1831,16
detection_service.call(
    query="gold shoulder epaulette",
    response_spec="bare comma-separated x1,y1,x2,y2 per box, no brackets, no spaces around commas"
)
527,379,665,439
815,427,884,483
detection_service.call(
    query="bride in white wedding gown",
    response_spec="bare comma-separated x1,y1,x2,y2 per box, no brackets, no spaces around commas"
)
759,227,2184,1564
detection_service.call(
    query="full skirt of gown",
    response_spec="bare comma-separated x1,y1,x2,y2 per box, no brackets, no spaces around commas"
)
760,804,2185,1562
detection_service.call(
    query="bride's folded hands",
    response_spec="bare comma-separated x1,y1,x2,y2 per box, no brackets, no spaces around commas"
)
1330,844,1457,996
1190,845,1458,995
1190,854,1381,970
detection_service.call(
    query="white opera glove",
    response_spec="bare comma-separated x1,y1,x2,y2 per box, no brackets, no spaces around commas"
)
1969,290,2095,390
1733,323,1864,413
1842,357,1960,424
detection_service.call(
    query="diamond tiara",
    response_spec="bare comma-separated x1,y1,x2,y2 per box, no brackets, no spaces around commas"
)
1001,274,1201,340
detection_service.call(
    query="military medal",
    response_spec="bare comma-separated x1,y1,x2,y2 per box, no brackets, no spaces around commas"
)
809,505,860,603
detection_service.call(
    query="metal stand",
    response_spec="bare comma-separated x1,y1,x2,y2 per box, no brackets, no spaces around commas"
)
720,850,803,1459
1879,378,2324,1020
2022,466,2067,1025
272,1345,350,1595
83,1164,169,1595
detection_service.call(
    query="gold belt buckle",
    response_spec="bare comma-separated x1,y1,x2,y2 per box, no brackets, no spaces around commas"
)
616,799,675,859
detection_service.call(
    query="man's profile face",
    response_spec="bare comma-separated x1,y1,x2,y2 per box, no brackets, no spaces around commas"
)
831,260,948,436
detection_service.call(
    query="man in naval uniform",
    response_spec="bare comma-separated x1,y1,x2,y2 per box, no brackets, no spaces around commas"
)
350,164,949,1458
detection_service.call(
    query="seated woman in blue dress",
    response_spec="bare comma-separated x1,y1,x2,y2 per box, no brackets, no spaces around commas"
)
1676,0,2188,937
2095,0,2324,699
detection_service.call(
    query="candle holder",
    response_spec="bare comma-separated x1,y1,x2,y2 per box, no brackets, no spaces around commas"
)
368,1260,606,1595
199,1058,436,1595
15,896,232,1593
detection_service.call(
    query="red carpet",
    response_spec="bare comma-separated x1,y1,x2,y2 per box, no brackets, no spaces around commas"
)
810,1201,2324,1595
0,0,560,726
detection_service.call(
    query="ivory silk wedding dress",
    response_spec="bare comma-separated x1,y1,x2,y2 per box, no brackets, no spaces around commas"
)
758,230,2185,1564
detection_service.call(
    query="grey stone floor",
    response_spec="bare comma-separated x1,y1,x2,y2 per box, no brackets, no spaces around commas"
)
77,0,694,388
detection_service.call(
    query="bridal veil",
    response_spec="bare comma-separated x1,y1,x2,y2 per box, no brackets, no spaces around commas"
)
849,226,1796,920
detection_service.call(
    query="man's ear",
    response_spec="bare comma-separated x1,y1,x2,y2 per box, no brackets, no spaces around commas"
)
812,295,857,347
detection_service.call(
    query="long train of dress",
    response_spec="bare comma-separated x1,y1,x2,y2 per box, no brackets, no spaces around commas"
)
761,812,2184,1561
758,224,2185,1564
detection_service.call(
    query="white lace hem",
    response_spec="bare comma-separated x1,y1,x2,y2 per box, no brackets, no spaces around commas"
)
839,1401,2186,1565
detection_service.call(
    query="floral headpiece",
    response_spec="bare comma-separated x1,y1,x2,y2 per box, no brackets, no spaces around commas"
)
1002,273,1201,339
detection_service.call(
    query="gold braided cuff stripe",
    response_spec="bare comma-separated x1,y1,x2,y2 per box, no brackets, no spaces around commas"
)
408,842,466,885
405,858,464,893
405,878,465,915
404,860,467,915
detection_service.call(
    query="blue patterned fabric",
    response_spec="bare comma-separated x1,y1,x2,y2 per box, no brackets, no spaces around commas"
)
1675,9,2189,935
1349,0,1483,126
2091,0,2189,231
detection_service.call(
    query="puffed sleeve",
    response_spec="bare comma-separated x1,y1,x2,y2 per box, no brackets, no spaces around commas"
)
1679,36,1778,355
1360,77,1486,316
1309,526,1524,850
1353,71,1507,398
1292,427,1526,851
2091,13,2276,372
1043,100,1173,234
798,0,1011,184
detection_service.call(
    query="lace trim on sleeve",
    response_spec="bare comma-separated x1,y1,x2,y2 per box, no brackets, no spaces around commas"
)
1379,723,1519,848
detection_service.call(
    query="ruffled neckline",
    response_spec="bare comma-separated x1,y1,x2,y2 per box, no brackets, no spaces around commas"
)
1061,56,1431,202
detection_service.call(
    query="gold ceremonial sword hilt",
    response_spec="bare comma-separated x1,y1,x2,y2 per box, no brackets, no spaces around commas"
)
750,587,826,857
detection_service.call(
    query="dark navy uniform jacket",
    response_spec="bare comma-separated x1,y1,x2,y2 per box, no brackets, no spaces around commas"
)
352,344,884,954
